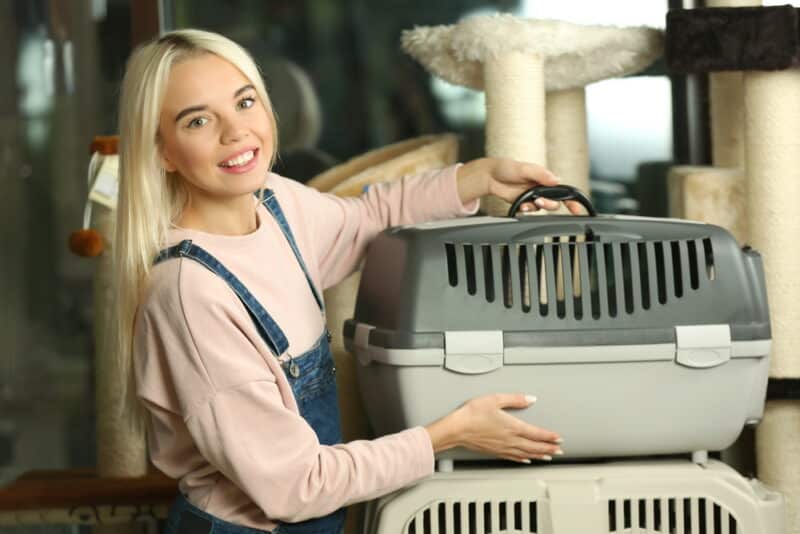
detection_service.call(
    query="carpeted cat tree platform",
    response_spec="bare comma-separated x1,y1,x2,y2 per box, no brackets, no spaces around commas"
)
402,14,662,214
668,6,800,531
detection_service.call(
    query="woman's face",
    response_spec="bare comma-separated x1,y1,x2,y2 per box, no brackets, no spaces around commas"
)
158,53,273,203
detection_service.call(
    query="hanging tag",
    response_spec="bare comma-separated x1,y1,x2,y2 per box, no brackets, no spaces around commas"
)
89,154,119,209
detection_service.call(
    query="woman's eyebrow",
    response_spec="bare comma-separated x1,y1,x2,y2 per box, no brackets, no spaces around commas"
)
234,84,255,97
174,85,255,123
174,105,206,123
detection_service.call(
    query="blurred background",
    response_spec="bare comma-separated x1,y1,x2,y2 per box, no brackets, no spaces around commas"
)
0,0,779,532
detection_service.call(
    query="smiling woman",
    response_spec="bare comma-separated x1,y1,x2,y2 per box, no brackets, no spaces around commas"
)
158,54,275,235
112,28,573,534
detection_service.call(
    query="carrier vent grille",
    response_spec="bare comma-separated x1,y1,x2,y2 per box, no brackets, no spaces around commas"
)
606,497,738,534
444,238,715,319
406,500,539,534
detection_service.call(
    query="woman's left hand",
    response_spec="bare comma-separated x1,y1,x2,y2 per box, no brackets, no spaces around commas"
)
456,157,584,214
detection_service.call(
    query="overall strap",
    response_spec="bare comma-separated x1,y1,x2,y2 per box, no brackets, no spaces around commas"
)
154,239,289,357
261,189,325,312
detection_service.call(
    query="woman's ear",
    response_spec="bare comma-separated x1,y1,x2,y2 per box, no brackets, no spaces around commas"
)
158,142,178,173
161,154,177,173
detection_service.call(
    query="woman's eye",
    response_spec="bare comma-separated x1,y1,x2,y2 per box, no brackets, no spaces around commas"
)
238,96,256,110
187,117,208,128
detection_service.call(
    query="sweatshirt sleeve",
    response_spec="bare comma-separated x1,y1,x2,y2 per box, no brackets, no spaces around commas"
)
284,165,479,290
186,382,434,522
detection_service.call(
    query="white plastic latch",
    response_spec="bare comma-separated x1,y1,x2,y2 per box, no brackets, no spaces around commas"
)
444,331,503,374
354,323,375,365
675,324,731,368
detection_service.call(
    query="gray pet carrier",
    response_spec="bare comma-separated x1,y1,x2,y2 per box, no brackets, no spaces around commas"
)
344,186,771,461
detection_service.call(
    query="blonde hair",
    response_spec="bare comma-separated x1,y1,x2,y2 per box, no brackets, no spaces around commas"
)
113,29,279,433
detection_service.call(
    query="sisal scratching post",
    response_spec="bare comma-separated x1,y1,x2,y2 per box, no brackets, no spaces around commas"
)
667,166,747,243
745,71,800,532
709,72,746,168
92,206,147,479
705,0,761,168
308,134,458,534
402,15,662,215
744,69,800,379
547,88,590,194
483,51,546,215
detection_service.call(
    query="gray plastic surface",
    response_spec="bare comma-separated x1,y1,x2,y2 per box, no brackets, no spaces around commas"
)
345,214,772,459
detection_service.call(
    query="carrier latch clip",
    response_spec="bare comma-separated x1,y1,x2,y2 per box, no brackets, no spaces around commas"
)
444,331,503,374
675,324,732,368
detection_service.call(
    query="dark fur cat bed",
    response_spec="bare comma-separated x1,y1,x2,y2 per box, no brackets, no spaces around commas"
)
666,5,800,73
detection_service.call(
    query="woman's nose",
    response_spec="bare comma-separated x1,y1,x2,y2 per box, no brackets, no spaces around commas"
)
220,116,247,144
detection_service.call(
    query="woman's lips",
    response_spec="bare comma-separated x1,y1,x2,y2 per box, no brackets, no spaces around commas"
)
218,148,259,174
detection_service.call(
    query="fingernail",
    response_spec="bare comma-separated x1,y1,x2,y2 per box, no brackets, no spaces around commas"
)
555,438,563,444
520,458,532,464
554,449,564,456
541,455,552,461
551,174,561,183
525,395,537,404
534,199,545,208
521,204,530,212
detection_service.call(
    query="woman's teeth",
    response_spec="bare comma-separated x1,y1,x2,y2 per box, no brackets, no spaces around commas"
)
221,150,255,167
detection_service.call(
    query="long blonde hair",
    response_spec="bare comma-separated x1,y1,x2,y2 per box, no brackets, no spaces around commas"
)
113,29,279,432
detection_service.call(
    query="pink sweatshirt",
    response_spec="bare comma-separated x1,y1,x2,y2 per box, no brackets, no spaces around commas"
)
133,166,478,530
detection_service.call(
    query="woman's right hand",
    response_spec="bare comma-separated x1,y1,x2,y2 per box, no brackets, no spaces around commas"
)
424,393,562,464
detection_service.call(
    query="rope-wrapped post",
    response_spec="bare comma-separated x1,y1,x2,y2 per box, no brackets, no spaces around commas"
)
92,207,147,480
744,68,800,379
705,0,762,168
483,52,546,215
546,88,590,195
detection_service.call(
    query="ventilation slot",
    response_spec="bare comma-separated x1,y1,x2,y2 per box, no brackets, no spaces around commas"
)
406,500,539,534
501,245,513,309
654,241,667,304
519,244,532,313
607,497,738,534
671,241,684,298
481,245,495,303
703,237,716,280
464,244,477,295
445,243,458,287
688,239,700,290
638,242,651,310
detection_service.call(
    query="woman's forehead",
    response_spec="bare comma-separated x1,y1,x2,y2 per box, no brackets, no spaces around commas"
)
162,54,252,110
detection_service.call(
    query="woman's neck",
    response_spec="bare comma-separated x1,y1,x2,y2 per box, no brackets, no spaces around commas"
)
178,193,259,236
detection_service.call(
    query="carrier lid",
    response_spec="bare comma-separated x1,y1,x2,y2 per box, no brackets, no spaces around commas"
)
344,320,769,374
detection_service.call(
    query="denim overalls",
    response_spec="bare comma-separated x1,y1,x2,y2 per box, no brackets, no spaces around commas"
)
158,190,346,534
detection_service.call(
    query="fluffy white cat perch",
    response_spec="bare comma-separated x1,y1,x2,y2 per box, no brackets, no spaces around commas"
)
402,15,662,214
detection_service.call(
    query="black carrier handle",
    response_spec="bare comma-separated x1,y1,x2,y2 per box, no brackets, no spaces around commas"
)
507,184,597,217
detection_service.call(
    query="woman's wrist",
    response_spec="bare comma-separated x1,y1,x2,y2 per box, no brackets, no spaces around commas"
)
424,407,465,453
456,159,491,205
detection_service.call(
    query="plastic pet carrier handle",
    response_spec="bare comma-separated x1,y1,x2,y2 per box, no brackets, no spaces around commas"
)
507,184,597,217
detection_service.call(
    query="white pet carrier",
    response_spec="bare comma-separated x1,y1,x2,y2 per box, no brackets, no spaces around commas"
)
363,460,785,534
